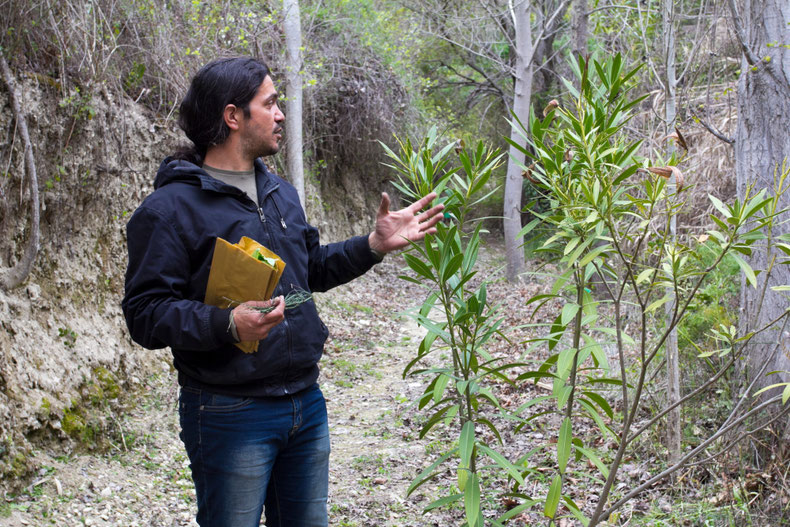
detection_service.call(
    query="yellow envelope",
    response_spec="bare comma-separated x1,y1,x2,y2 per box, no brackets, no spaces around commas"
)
204,236,286,353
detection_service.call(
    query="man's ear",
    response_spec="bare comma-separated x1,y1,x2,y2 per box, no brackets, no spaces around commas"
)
223,104,243,131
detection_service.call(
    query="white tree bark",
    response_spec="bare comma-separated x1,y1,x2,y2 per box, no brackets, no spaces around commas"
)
661,0,681,467
728,0,790,392
503,0,533,282
283,0,306,210
571,0,588,58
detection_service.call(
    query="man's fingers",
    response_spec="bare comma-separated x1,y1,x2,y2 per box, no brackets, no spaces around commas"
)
408,192,438,213
417,204,445,223
419,210,444,232
377,192,391,217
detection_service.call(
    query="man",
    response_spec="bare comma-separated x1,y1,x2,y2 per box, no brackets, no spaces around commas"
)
122,57,443,527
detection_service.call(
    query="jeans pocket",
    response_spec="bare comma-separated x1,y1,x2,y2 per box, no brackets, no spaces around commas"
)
202,393,253,413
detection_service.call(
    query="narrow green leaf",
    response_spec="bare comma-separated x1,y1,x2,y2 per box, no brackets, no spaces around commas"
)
526,293,559,307
518,218,542,239
556,347,578,380
459,421,476,469
433,374,450,404
709,194,731,219
424,493,463,513
403,253,435,280
496,500,539,523
558,418,572,474
407,449,457,496
415,315,451,343
645,294,672,314
516,371,559,382
581,391,614,419
578,398,614,437
548,314,565,351
731,253,758,288
635,268,653,284
556,384,573,409
564,237,581,256
752,382,789,398
419,405,455,438
478,444,526,486
563,495,590,526
776,243,790,257
561,303,581,326
579,244,610,266
573,445,610,479
465,473,481,527
544,474,562,519
441,252,465,282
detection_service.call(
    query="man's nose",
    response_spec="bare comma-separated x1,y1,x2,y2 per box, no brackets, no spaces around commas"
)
275,105,285,121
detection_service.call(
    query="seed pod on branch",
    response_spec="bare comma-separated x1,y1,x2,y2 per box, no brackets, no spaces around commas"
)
543,99,559,118
521,162,539,184
639,166,685,191
664,127,689,151
454,138,465,155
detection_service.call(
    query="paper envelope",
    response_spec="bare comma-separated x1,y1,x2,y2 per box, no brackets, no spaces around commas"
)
204,236,286,353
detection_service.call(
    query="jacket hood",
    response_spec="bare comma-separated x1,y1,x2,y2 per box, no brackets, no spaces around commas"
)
154,157,210,190
154,157,279,197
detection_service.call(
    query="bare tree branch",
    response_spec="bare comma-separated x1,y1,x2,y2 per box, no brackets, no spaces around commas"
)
691,108,736,144
0,51,41,290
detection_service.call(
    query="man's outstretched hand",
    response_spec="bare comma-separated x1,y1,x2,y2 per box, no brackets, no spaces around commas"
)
368,192,445,254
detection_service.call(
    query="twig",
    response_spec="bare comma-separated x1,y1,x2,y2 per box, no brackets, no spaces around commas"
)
691,108,735,144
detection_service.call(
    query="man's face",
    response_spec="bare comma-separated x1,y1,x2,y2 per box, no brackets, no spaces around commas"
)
239,75,284,159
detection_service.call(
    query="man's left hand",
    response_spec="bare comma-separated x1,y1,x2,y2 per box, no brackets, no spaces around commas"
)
368,192,445,254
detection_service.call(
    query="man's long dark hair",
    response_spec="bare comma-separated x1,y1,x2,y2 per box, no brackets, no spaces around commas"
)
174,57,271,165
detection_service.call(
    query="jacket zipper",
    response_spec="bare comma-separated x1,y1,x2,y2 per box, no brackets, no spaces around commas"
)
255,184,292,394
248,176,293,395
270,196,288,230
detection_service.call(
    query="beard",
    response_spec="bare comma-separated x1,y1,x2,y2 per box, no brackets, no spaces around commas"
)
242,127,282,159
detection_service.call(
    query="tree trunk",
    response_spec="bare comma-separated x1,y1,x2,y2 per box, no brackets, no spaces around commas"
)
662,0,681,467
283,0,306,210
504,0,533,282
571,0,588,58
729,0,790,392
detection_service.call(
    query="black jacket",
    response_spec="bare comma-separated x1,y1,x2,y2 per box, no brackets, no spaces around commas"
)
122,158,380,396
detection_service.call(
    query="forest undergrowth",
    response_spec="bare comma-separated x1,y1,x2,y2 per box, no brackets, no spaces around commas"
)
1,240,783,527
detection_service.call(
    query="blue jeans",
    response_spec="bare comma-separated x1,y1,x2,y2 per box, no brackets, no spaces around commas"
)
178,383,330,527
